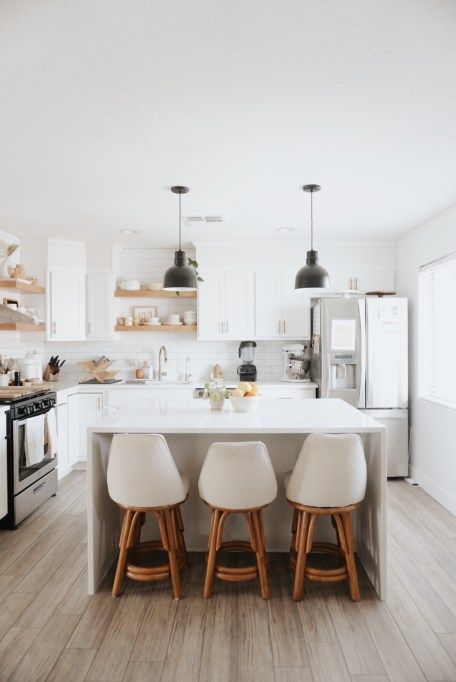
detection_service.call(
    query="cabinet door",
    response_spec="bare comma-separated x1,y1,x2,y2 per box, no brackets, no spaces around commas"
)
68,393,103,463
56,402,69,480
67,394,80,466
197,271,224,339
281,272,310,339
0,407,7,520
255,272,282,338
48,269,85,341
223,272,254,339
87,272,112,339
78,393,103,461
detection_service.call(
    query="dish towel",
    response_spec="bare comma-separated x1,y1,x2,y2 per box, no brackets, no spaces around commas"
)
25,414,45,466
45,408,58,459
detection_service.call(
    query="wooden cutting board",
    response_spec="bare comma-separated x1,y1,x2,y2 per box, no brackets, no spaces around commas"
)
0,386,47,399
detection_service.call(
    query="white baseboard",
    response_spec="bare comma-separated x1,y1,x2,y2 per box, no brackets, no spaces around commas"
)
410,465,456,516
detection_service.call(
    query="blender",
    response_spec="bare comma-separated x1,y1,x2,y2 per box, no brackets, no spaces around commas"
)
237,341,257,382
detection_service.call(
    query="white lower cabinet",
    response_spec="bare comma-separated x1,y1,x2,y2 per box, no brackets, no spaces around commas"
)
259,385,316,399
56,401,70,480
0,407,8,520
68,392,103,464
106,387,193,407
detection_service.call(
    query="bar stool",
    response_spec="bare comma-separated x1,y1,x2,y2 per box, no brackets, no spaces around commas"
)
285,433,367,602
107,433,190,599
198,441,278,599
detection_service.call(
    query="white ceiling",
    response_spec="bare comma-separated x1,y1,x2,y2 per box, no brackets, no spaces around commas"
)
1,0,456,248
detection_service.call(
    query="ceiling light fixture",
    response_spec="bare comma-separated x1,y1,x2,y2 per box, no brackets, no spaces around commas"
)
121,228,139,235
163,186,197,292
295,184,330,289
276,226,295,233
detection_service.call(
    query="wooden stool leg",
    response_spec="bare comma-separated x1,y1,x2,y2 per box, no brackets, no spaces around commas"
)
341,512,360,601
204,509,221,598
290,508,298,554
112,509,134,597
164,509,182,599
175,505,190,566
292,511,312,602
252,511,270,599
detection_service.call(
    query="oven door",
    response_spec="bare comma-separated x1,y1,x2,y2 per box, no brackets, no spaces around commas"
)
13,414,57,494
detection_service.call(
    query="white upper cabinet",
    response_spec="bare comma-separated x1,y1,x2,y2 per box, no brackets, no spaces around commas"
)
197,271,224,339
86,272,113,339
47,268,86,341
198,271,254,340
280,271,310,338
254,272,282,337
255,271,310,339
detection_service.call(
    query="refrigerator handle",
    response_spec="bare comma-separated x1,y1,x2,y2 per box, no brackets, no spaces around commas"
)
358,298,366,408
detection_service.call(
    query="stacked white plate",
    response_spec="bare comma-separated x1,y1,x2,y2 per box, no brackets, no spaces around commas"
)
183,310,197,325
165,314,182,326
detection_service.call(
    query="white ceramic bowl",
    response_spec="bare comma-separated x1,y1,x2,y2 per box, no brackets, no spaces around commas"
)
229,395,261,413
143,282,162,290
120,279,141,291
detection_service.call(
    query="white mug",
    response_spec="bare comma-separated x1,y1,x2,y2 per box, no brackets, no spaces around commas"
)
125,316,133,326
0,375,10,386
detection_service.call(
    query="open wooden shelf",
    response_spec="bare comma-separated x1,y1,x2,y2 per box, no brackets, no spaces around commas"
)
0,280,45,294
0,323,45,332
115,324,197,333
114,289,196,299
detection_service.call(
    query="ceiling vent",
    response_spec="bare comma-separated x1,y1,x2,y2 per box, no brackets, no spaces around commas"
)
183,215,224,227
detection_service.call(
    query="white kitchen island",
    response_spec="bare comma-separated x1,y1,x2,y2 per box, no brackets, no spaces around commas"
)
87,398,386,598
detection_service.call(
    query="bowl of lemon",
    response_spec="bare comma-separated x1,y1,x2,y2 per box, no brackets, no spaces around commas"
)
229,382,261,413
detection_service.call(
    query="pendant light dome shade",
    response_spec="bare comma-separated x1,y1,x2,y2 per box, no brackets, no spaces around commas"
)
163,186,197,291
295,184,330,290
295,250,330,289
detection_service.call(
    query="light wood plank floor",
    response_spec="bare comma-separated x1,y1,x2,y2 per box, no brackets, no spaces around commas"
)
1,472,456,681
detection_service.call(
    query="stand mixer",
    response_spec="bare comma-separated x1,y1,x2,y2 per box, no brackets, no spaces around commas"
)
281,343,310,382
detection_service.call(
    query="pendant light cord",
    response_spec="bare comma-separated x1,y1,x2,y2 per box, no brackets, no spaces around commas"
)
310,189,314,251
178,193,182,251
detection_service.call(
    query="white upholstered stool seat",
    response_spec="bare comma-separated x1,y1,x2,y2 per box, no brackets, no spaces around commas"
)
285,433,367,602
198,441,278,599
107,434,190,599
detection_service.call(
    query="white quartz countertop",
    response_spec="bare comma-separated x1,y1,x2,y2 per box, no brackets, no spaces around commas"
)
88,398,384,434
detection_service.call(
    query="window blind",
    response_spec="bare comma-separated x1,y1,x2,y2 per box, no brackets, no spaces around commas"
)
419,253,456,409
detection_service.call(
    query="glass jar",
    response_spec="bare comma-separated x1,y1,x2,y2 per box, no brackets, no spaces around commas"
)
208,381,226,411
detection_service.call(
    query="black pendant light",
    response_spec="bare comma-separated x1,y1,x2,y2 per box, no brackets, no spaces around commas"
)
163,186,197,291
295,184,330,289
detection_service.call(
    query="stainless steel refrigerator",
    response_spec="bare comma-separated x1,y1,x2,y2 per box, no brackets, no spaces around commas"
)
310,296,408,476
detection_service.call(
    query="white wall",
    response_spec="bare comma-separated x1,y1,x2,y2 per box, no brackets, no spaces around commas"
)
397,203,456,514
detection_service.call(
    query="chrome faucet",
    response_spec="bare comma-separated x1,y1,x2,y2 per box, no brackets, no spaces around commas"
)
184,356,193,383
158,346,168,381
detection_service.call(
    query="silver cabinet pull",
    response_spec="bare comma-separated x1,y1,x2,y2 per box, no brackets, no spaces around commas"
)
277,320,281,333
51,321,56,335
283,320,286,334
225,321,229,334
97,396,102,411
87,321,91,336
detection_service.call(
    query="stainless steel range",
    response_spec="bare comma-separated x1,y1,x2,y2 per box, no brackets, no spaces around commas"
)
0,389,58,529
